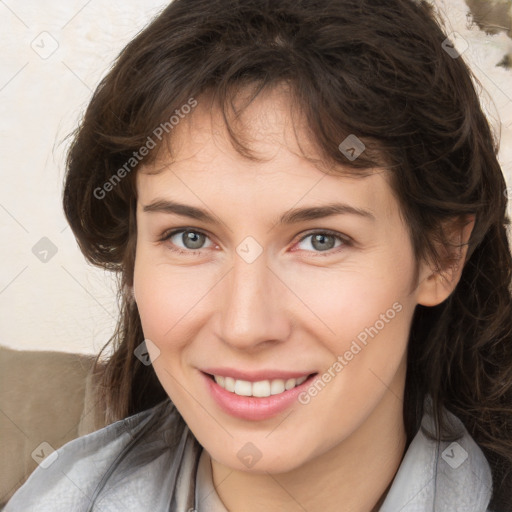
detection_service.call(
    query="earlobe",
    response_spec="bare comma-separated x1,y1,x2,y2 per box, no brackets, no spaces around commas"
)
415,215,475,307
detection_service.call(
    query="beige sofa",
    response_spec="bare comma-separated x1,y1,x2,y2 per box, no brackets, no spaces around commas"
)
466,0,512,37
0,346,107,507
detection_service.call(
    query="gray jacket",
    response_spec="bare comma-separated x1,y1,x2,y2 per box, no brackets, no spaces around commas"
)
4,398,497,511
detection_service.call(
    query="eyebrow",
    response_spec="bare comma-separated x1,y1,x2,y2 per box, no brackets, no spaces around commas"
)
143,199,375,224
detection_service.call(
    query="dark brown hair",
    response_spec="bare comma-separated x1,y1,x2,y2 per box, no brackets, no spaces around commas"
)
63,0,512,508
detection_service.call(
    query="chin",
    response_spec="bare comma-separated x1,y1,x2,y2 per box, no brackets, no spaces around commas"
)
205,436,315,475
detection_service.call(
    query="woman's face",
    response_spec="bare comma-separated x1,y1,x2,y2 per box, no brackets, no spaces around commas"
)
133,87,436,473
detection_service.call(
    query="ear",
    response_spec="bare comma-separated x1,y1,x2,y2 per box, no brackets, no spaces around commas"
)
416,215,475,307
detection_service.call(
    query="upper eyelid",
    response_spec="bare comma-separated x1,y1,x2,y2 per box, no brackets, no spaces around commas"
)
160,227,215,243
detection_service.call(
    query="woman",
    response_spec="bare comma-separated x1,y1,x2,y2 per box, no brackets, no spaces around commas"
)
5,0,512,510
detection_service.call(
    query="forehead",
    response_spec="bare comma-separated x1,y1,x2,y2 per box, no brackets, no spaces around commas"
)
136,86,397,221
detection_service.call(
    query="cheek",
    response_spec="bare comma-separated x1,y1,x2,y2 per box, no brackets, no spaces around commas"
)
282,247,417,392
286,256,414,340
133,251,213,349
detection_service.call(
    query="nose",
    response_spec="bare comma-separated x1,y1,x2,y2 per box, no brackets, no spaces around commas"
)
215,250,291,351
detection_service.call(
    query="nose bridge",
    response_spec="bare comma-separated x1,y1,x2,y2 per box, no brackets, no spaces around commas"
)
216,248,289,350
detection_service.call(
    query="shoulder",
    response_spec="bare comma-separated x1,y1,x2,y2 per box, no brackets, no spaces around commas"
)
3,398,199,512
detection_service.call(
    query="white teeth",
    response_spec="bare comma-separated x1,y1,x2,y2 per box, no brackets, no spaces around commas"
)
285,378,296,390
234,380,252,396
270,379,285,395
224,376,235,392
213,374,309,397
252,380,271,397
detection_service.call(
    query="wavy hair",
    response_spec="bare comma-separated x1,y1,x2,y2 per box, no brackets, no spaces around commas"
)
63,0,512,508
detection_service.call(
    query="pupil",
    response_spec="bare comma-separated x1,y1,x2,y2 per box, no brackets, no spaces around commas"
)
312,234,334,251
184,231,204,249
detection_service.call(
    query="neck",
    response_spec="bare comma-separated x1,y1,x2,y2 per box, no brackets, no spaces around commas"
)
211,389,407,512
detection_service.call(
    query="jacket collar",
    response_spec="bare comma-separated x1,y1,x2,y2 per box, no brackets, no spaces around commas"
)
379,400,493,511
193,398,493,511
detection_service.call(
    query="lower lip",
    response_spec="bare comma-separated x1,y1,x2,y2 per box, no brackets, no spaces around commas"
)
201,371,318,421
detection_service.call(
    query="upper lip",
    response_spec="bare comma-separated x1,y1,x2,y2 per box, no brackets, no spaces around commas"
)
201,367,316,382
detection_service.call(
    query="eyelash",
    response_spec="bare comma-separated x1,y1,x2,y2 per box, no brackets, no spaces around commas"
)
158,228,352,257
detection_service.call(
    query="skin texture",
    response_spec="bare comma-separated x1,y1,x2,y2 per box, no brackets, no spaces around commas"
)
132,86,473,512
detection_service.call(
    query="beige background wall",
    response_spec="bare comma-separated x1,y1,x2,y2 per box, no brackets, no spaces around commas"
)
0,0,511,355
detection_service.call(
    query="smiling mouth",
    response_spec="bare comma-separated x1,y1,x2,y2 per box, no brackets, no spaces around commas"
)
205,372,317,397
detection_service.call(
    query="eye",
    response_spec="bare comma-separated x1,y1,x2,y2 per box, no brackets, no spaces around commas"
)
294,230,350,255
159,228,351,257
160,228,215,255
